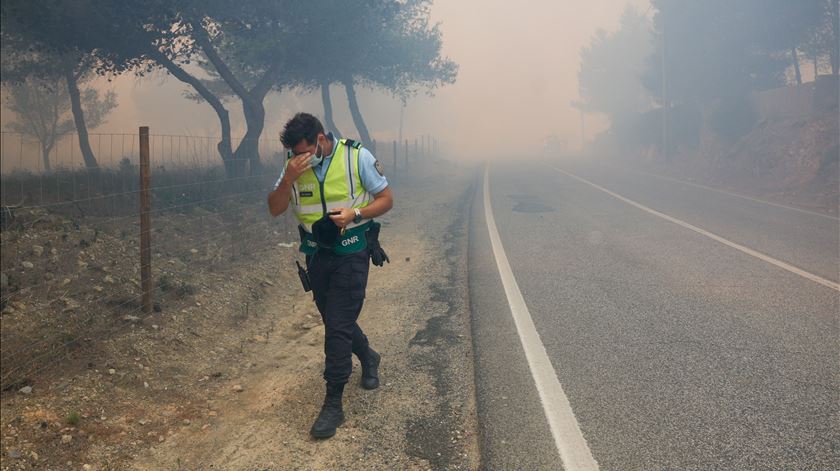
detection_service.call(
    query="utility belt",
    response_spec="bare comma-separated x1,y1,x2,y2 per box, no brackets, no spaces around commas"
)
295,218,389,292
297,221,370,255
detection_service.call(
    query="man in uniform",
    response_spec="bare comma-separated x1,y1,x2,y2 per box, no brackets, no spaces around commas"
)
268,113,393,439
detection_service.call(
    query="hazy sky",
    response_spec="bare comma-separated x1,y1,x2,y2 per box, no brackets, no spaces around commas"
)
420,0,649,156
2,0,650,167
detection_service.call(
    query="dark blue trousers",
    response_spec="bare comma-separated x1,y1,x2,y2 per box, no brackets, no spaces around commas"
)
307,248,371,385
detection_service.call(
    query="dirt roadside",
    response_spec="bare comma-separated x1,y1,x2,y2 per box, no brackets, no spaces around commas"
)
128,161,480,470
131,161,480,470
1,160,481,470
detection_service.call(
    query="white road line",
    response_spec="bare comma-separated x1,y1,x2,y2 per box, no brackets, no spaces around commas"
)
483,166,599,471
635,169,840,221
550,165,840,293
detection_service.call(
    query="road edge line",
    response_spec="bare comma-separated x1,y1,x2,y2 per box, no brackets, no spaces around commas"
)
550,165,840,292
635,169,839,221
482,165,600,470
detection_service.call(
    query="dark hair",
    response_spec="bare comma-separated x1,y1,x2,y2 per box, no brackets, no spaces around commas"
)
280,112,324,149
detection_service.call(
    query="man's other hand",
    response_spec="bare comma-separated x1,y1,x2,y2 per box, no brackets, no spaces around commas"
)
328,207,355,227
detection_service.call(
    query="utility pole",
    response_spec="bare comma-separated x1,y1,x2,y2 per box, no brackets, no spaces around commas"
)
580,108,586,149
574,85,586,151
398,103,405,147
661,11,668,162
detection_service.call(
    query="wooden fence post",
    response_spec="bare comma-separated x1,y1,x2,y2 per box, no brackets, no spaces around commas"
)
139,126,153,314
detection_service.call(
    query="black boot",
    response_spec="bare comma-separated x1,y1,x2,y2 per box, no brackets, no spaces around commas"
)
358,347,381,390
310,382,345,438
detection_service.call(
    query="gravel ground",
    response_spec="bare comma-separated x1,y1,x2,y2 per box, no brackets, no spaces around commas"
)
128,161,481,470
1,160,480,470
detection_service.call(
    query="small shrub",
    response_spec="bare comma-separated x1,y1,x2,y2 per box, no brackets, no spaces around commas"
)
118,157,135,174
67,411,80,426
157,274,174,292
175,282,197,297
708,94,758,143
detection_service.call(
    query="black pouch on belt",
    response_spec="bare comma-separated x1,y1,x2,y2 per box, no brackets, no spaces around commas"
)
311,213,340,248
296,260,311,292
367,221,390,267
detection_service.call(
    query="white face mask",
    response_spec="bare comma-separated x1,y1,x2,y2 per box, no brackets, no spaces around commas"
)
308,132,333,167
309,140,324,168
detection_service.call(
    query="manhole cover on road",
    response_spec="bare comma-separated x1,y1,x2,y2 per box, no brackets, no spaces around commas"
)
512,201,554,213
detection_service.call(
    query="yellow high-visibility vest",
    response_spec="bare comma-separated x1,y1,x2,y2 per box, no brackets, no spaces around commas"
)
286,138,373,254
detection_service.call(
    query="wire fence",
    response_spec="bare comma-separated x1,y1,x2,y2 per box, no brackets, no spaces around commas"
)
0,129,439,391
0,131,441,177
0,131,289,174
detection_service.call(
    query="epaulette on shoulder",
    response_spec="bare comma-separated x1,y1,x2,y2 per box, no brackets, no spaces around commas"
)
341,138,363,150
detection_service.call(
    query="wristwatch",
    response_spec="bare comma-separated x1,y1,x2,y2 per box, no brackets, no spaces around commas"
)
353,208,363,224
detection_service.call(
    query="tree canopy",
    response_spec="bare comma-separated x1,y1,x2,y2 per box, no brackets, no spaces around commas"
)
577,0,837,155
4,73,116,172
1,0,458,175
577,7,652,122
642,0,831,105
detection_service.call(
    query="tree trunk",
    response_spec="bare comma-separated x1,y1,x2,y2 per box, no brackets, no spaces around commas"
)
342,78,372,148
64,66,99,171
232,96,265,176
192,32,280,177
147,49,236,176
791,47,802,85
41,144,52,173
320,80,341,135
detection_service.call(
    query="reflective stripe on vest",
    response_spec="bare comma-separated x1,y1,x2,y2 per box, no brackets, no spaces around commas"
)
286,139,373,252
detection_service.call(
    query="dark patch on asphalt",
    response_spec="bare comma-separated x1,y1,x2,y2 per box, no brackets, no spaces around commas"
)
507,193,554,213
512,201,554,213
405,183,474,470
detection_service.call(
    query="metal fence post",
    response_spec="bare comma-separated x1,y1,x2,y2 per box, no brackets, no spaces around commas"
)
139,126,153,314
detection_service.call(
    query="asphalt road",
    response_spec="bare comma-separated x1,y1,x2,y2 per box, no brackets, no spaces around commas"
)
468,159,839,470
